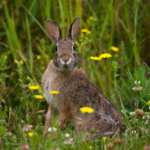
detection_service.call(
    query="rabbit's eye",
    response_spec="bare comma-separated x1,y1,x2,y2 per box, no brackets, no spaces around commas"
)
55,45,58,52
73,44,76,51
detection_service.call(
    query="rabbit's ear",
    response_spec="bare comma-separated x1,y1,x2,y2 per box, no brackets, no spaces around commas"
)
45,19,62,43
66,16,80,41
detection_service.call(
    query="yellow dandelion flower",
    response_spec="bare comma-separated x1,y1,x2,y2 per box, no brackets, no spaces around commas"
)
87,31,91,34
34,95,44,99
11,72,15,76
46,55,49,59
80,107,94,113
19,60,24,65
50,91,60,95
29,85,41,90
75,41,79,45
80,33,84,39
147,100,150,105
88,16,93,21
27,76,30,80
28,132,38,137
14,59,18,64
90,56,101,60
99,53,112,59
103,137,107,140
37,55,41,59
81,29,91,34
110,46,119,52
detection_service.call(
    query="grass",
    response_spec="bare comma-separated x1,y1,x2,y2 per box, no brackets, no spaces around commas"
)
0,0,150,149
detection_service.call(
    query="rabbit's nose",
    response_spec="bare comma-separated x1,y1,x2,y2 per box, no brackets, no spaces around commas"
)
61,55,69,63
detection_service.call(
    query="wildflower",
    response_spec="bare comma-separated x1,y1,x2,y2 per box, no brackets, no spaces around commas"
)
110,46,119,52
99,53,112,59
80,107,94,113
37,55,41,59
103,137,107,141
114,139,122,145
21,144,29,150
81,29,91,34
147,100,150,105
106,143,114,150
29,85,41,90
14,59,18,64
142,115,150,119
132,80,142,91
34,95,44,99
19,60,24,65
130,112,135,115
4,56,7,59
22,124,33,132
63,138,73,145
65,133,70,138
135,109,145,117
48,127,57,132
27,76,30,80
11,72,15,76
90,56,101,60
143,145,150,150
6,132,13,138
46,55,49,59
28,132,37,137
75,41,78,45
50,91,60,95
131,130,136,135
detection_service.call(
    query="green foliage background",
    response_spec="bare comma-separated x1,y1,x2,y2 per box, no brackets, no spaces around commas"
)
0,0,150,149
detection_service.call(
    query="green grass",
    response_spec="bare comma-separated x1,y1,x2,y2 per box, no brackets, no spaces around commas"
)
0,0,150,149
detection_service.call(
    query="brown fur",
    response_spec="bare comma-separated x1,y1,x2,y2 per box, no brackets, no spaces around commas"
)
42,17,123,140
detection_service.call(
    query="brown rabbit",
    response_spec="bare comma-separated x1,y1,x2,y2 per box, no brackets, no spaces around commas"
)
42,16,123,140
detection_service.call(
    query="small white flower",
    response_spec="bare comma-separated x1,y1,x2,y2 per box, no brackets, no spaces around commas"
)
48,127,57,132
65,133,70,138
63,138,73,145
132,86,142,91
132,80,142,91
130,112,135,115
131,130,136,135
142,115,150,119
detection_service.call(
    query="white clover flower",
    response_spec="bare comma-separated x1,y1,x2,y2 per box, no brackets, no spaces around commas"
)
142,115,150,119
132,80,142,91
48,127,57,132
130,112,135,115
131,130,136,135
65,133,70,138
63,138,73,145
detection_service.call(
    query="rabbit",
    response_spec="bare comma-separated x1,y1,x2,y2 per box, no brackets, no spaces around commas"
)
42,16,123,140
